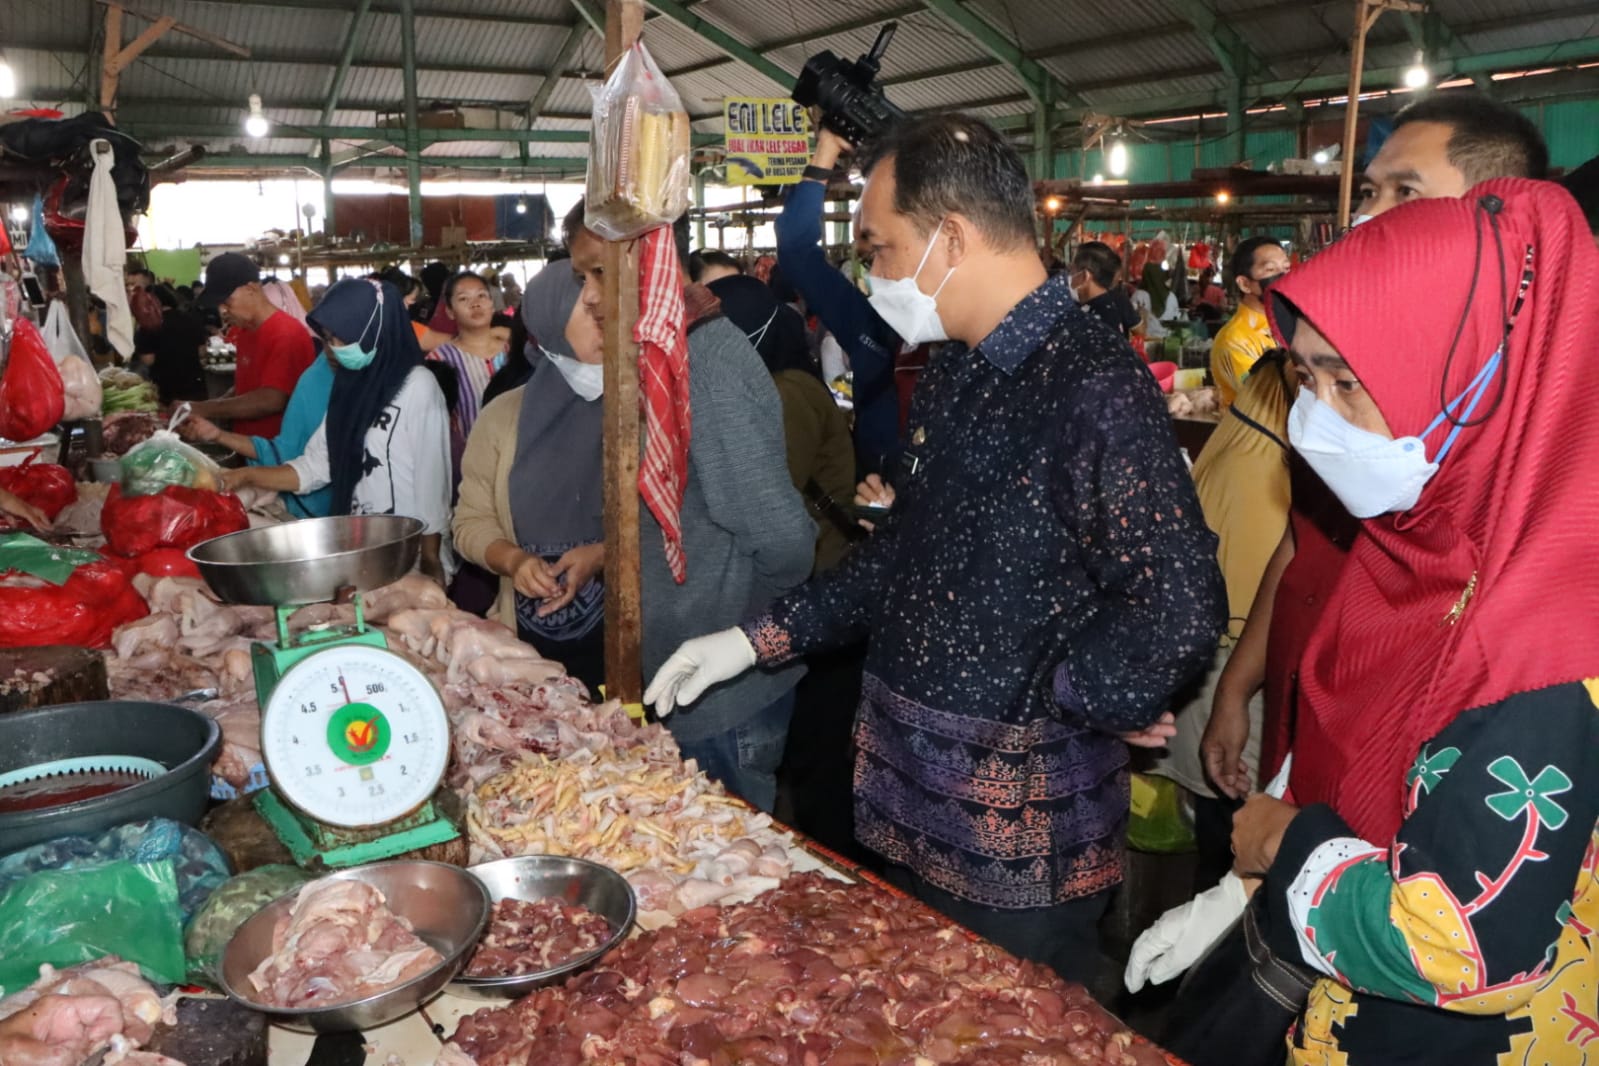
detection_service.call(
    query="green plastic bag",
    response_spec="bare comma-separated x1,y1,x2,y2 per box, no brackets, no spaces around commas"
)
0,860,186,993
1126,772,1197,854
185,864,312,986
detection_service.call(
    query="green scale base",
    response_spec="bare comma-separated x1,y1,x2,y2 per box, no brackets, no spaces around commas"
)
253,788,458,868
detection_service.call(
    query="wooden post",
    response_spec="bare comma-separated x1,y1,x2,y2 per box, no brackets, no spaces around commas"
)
601,0,646,708
1337,0,1424,228
99,3,123,110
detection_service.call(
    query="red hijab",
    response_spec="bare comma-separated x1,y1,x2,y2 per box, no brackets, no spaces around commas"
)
1268,178,1599,843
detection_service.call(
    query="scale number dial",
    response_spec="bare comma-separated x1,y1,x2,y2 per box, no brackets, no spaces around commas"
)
260,645,450,828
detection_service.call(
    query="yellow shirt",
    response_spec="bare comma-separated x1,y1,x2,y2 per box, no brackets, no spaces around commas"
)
1210,303,1274,408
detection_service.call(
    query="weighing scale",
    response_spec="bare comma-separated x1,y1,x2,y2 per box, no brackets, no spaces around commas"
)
188,516,458,868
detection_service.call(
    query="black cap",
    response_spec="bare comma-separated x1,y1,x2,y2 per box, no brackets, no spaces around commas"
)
198,252,260,308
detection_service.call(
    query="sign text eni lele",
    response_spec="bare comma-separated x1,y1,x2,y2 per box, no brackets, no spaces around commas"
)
723,97,813,186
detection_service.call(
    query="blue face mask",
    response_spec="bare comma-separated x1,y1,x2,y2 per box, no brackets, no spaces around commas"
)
331,341,377,370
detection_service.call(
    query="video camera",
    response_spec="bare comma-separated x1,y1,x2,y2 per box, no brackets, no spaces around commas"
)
792,23,906,148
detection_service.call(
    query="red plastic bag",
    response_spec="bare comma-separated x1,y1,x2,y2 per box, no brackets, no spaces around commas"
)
129,547,202,579
0,457,77,526
101,485,248,557
0,557,149,648
0,318,66,441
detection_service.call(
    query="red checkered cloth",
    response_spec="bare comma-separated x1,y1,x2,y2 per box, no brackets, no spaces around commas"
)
634,225,692,583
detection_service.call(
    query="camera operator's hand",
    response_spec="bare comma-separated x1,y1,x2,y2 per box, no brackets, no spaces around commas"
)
812,128,854,173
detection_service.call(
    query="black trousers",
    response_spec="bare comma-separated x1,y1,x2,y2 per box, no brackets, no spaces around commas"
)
884,864,1111,987
780,644,872,864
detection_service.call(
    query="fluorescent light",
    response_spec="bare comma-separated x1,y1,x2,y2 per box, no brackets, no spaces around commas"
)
1404,52,1430,89
244,93,270,138
0,61,16,99
1108,139,1128,177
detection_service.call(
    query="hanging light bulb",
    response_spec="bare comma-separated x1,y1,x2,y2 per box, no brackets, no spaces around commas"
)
1108,139,1128,177
1404,51,1430,89
244,93,270,138
1215,190,1232,205
9,205,28,224
277,253,291,266
1312,149,1330,165
0,60,16,99
1091,173,1105,185
515,197,528,215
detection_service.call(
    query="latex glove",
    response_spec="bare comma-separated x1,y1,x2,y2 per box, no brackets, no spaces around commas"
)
643,628,757,717
1124,872,1249,993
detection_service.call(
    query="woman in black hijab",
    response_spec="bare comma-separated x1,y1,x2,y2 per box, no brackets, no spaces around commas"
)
221,278,453,585
708,274,855,574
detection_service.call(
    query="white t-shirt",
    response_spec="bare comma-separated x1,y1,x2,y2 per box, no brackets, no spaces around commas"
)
1132,288,1182,339
289,366,452,537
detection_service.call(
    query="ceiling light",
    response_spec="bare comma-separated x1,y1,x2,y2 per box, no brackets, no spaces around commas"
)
0,61,16,100
9,205,27,223
1091,173,1105,185
1216,190,1232,205
277,253,291,266
1044,196,1062,213
244,93,270,138
515,197,528,215
1108,139,1128,177
1312,149,1329,165
1404,52,1430,89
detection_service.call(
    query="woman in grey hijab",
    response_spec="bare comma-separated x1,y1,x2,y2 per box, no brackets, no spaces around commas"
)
452,264,607,691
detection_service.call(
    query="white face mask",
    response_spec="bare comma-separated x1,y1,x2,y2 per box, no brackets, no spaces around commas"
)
1351,213,1374,228
545,348,603,401
866,220,954,346
1288,388,1437,519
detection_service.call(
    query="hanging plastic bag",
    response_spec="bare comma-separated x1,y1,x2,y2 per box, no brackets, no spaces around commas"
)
42,301,102,421
0,318,66,442
0,556,149,647
0,455,77,526
22,194,59,268
100,484,247,557
585,40,691,241
1126,772,1197,854
119,407,222,496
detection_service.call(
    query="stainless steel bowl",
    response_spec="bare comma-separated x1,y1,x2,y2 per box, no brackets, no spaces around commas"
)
219,860,491,1032
451,856,636,999
188,516,422,606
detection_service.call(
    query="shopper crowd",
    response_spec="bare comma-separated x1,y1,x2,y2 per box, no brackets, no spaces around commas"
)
113,85,1599,1066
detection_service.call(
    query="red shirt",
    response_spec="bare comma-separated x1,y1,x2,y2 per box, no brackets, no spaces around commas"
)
230,310,316,439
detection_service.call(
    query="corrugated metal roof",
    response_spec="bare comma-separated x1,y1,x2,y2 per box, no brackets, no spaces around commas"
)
3,0,1594,177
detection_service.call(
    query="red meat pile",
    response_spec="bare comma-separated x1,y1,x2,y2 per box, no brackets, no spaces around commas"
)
463,898,615,978
445,873,1161,1066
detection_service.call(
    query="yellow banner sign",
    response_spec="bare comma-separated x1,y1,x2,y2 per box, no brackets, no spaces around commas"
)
723,98,812,185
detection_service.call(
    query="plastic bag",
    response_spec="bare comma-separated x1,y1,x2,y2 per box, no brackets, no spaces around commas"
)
585,40,691,241
0,556,149,647
43,301,101,421
120,410,222,497
0,318,66,442
1126,772,1197,854
0,455,77,523
184,865,312,985
22,193,59,268
0,819,231,989
101,484,247,557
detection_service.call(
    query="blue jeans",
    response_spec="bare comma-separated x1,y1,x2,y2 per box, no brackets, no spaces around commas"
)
675,690,796,813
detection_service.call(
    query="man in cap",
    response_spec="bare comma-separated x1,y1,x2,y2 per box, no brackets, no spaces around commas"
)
188,252,316,439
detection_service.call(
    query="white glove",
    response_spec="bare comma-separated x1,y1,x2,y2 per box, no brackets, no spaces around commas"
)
1124,872,1249,993
643,628,757,717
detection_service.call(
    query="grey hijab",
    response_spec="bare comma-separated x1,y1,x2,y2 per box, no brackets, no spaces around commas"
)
511,266,603,555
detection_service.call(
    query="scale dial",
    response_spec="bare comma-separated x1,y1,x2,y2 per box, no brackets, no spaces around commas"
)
260,645,450,829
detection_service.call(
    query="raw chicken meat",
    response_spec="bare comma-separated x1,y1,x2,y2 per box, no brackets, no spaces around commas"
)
0,958,176,1066
246,880,443,1009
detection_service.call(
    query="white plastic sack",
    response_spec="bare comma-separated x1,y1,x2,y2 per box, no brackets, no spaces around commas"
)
120,406,222,496
43,302,102,421
585,41,691,241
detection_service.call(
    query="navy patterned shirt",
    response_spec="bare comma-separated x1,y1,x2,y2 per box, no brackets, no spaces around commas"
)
745,273,1225,909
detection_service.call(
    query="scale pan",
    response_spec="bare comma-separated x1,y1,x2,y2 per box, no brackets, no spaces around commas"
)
188,516,422,606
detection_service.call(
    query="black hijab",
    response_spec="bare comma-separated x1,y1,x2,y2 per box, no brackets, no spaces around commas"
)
307,278,424,514
707,274,818,379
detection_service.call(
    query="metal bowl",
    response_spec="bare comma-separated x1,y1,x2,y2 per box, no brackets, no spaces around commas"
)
219,860,491,1032
0,701,220,856
188,516,422,606
451,856,637,999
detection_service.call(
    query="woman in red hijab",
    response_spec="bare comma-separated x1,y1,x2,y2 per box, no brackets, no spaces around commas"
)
1231,178,1599,1064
